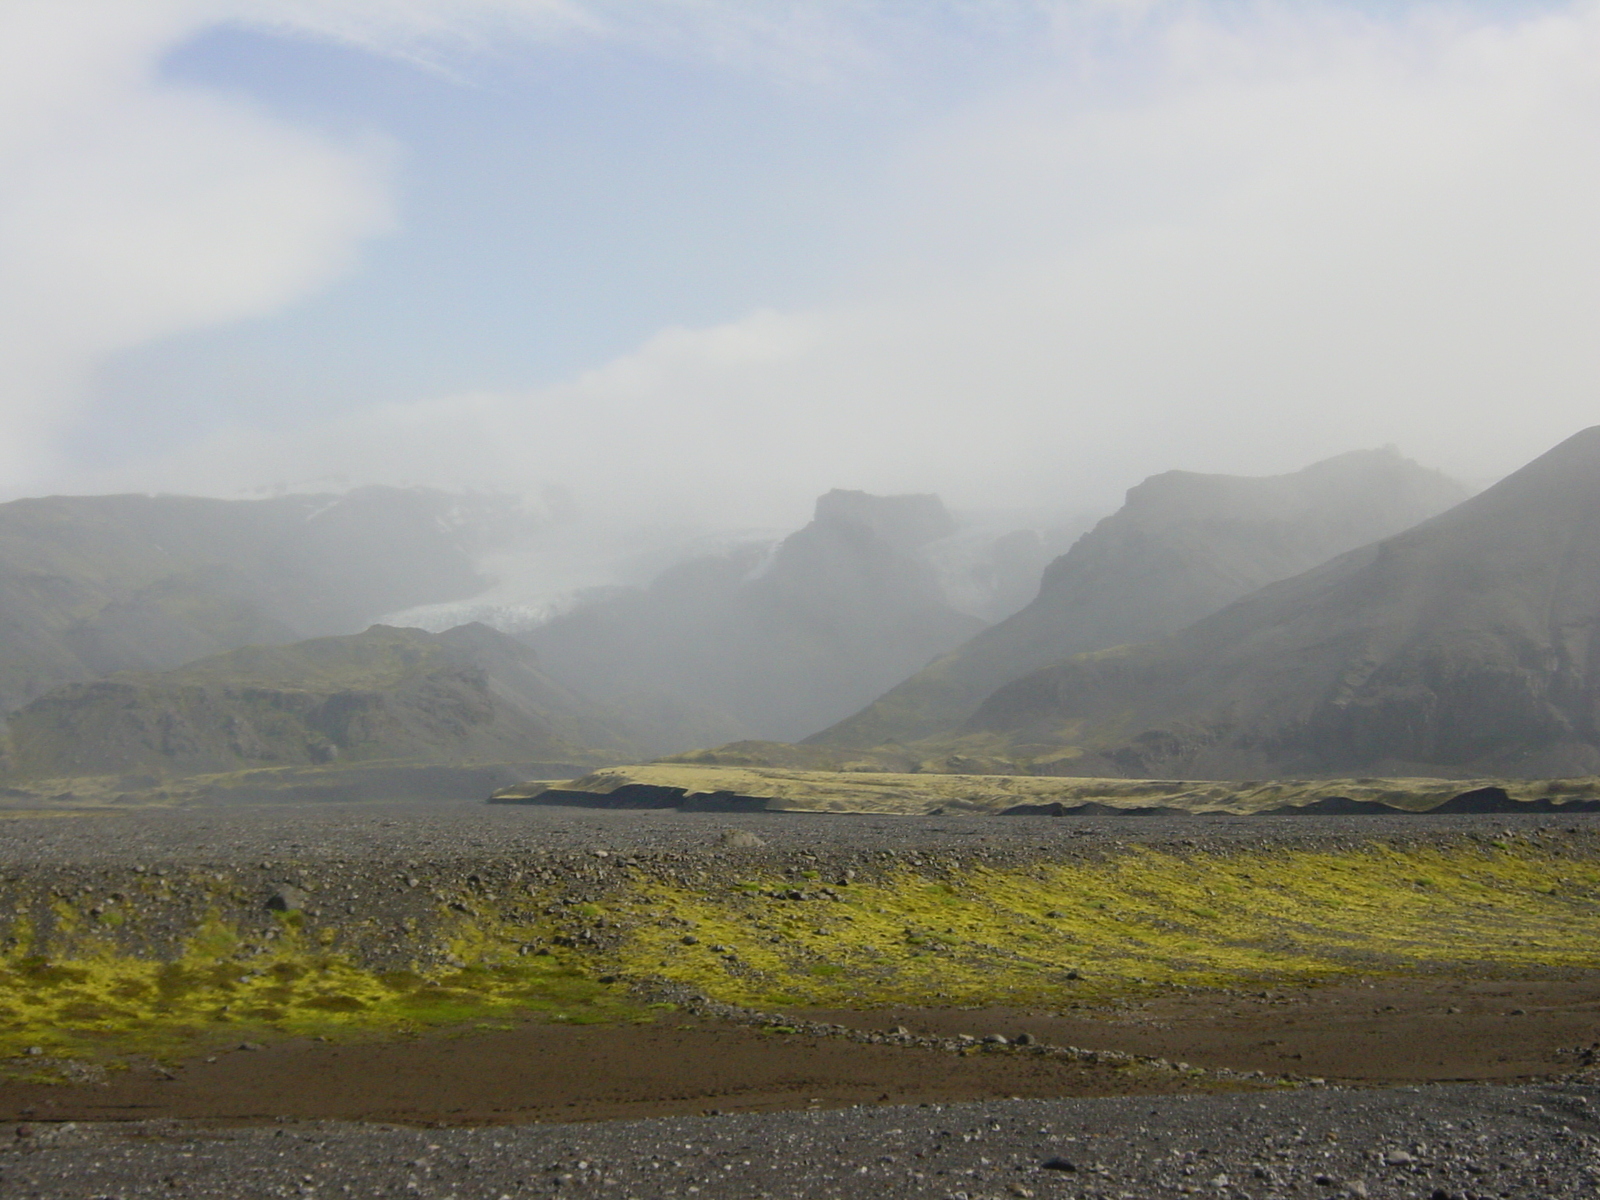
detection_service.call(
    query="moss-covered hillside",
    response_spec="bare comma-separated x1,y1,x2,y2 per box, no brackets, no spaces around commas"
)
0,624,637,783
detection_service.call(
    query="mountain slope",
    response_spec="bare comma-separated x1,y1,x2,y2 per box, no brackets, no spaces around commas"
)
968,426,1600,779
0,624,633,782
813,448,1466,748
0,487,526,715
523,490,986,750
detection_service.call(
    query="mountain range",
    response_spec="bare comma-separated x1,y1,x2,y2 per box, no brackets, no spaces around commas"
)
0,486,531,717
1,623,629,785
813,447,1466,750
520,489,987,750
959,426,1600,779
12,429,1600,795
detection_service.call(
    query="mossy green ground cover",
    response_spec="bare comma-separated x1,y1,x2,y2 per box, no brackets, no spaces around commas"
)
0,908,637,1065
620,841,1600,1007
4,838,1599,1067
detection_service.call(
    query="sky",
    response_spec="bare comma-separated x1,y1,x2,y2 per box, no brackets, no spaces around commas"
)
3,0,1599,543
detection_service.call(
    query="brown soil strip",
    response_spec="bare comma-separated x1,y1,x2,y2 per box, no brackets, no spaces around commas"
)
0,1017,1207,1127
803,974,1600,1084
5,975,1598,1127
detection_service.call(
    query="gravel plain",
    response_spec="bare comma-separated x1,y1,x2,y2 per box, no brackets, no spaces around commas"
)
5,1081,1600,1199
4,800,1600,1198
2,799,1596,865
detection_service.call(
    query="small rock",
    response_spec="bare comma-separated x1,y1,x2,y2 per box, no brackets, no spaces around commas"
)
681,934,700,946
982,1034,1009,1045
1314,1173,1335,1186
238,1042,265,1052
266,885,308,913
1041,1157,1077,1172
1045,910,1065,919
14,1124,32,1138
719,830,767,849
25,1046,42,1057
1383,1150,1415,1166
1209,1174,1230,1188
1014,1032,1035,1045
1342,1180,1368,1198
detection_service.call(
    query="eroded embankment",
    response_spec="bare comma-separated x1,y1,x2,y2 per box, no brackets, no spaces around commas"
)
4,829,1600,1063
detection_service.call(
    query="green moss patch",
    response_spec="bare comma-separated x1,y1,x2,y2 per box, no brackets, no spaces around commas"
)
7,837,1600,1065
0,922,639,1066
615,841,1600,1006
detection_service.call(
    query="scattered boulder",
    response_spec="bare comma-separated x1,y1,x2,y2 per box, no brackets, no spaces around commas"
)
266,885,308,913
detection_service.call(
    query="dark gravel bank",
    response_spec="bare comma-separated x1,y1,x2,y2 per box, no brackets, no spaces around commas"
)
3,800,1598,865
5,1082,1600,1199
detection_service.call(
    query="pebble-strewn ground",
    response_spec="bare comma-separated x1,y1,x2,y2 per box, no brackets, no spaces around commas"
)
1,800,1594,864
4,1082,1599,1199
5,801,1600,1198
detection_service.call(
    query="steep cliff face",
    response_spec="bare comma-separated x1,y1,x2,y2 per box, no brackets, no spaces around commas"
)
814,448,1467,748
1,624,633,781
0,488,529,715
970,426,1600,779
523,490,985,751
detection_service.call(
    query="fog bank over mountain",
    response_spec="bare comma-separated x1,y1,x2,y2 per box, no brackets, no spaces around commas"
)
517,490,1000,752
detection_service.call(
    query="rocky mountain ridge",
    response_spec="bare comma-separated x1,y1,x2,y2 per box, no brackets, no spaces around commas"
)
814,448,1467,748
967,426,1600,778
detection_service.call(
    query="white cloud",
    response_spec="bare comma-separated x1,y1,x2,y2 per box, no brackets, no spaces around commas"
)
0,0,899,494
0,0,396,487
89,1,1600,529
